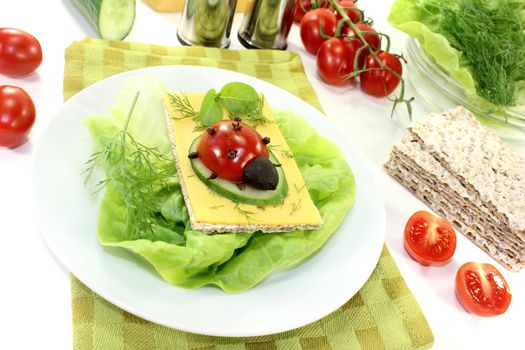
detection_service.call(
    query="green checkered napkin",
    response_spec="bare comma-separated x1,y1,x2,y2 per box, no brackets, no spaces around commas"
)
65,38,434,350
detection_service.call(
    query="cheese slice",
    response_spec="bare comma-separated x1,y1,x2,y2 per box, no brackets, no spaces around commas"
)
163,92,322,233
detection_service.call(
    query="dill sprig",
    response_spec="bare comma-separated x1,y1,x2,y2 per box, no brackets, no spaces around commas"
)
236,95,271,128
440,0,525,107
168,92,199,121
84,92,174,239
290,199,303,215
233,203,261,223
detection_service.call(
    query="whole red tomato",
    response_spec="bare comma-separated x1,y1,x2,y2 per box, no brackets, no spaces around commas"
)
403,211,456,266
294,0,332,22
0,28,42,77
360,51,403,97
317,38,359,86
0,85,36,148
342,23,380,51
300,8,337,55
456,262,512,317
333,0,362,25
197,120,269,182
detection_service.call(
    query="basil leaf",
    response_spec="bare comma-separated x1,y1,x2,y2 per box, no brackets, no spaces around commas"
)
199,89,223,126
219,82,260,114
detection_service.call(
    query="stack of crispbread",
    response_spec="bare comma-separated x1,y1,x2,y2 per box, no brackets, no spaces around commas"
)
385,106,525,271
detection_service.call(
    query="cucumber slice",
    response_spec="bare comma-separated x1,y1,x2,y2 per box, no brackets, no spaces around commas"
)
71,0,136,40
188,136,288,206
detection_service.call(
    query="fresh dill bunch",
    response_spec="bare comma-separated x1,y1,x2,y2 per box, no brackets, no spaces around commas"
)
440,0,525,107
84,92,175,239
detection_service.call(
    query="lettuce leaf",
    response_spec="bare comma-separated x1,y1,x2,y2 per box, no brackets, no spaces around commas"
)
84,77,356,293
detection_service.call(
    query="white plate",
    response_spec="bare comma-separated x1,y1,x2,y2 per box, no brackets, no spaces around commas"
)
32,66,385,337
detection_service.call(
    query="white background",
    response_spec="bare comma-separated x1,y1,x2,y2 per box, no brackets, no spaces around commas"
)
0,1,523,349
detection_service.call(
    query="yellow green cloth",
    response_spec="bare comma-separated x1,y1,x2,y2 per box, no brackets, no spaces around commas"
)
65,38,434,350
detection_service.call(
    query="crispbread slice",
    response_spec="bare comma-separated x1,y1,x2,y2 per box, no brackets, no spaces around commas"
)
386,157,525,271
384,106,525,271
392,132,524,249
409,106,525,233
163,93,323,233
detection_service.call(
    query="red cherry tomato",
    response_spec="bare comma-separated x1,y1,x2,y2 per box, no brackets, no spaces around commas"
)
333,0,362,25
403,211,456,266
341,23,380,68
316,38,358,86
342,23,380,51
0,85,36,148
294,0,332,22
456,262,512,317
360,51,403,97
0,28,42,77
197,120,269,182
300,8,337,55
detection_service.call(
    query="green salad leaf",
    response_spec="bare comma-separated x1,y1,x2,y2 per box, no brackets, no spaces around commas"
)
84,77,356,293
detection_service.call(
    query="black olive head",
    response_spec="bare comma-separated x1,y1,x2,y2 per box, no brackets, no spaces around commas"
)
242,156,279,190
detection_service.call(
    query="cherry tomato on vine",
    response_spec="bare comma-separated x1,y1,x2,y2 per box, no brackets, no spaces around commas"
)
360,51,403,97
342,23,380,51
316,38,359,86
0,85,36,148
333,0,362,25
197,120,269,182
294,0,332,22
403,211,456,266
0,28,42,77
300,8,337,55
456,262,512,317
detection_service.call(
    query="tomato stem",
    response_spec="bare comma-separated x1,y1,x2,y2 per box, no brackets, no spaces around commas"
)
329,0,413,119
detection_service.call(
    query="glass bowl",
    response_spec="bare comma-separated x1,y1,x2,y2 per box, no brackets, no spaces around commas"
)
405,37,525,143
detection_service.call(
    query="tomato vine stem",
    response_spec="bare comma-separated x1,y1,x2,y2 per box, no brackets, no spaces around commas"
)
328,0,413,119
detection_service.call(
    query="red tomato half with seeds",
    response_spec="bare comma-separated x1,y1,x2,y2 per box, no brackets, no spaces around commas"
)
360,51,403,97
300,8,337,55
456,262,511,317
316,38,358,86
0,28,42,77
403,211,456,266
197,120,269,182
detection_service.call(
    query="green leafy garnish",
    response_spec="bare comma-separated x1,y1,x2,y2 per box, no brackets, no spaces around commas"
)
84,92,174,239
168,82,270,128
218,82,260,114
199,89,223,126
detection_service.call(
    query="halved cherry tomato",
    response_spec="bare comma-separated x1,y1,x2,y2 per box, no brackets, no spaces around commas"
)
456,262,511,317
300,8,337,55
0,28,42,77
197,120,268,182
0,85,36,148
316,37,358,86
360,51,403,97
403,211,456,266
